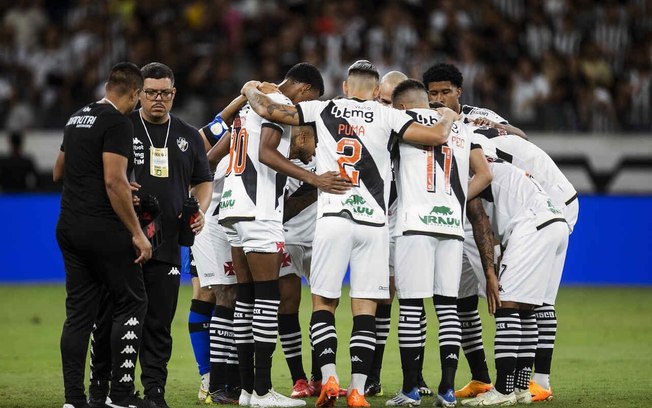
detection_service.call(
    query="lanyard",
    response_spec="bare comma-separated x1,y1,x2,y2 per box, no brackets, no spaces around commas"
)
139,109,170,149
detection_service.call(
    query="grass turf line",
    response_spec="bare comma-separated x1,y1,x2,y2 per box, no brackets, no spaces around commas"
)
0,286,650,407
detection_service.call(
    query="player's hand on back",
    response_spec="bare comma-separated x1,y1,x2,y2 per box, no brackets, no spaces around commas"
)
436,106,461,121
132,232,152,264
472,117,497,127
257,81,279,94
313,171,352,194
485,272,501,315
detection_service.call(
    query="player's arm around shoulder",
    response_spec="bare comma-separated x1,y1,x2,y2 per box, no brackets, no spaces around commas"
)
241,80,300,126
403,106,460,146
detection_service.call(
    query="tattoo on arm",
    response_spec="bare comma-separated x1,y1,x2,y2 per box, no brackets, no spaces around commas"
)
467,198,495,275
267,103,298,121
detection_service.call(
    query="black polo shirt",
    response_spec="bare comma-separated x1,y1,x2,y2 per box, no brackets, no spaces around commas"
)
59,101,133,230
130,110,212,265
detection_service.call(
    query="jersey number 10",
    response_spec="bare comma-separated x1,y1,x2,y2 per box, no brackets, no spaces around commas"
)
426,145,452,195
226,127,248,176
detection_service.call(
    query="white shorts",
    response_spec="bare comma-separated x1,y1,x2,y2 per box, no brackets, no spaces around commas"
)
280,244,312,279
310,216,389,299
192,218,236,287
564,197,579,233
394,235,463,299
224,219,284,254
458,246,484,299
499,222,569,305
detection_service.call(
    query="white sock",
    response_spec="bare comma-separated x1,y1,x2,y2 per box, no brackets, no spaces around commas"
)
350,373,367,395
321,363,338,383
532,373,550,389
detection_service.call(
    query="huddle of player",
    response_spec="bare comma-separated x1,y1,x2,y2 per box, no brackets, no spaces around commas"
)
189,60,577,408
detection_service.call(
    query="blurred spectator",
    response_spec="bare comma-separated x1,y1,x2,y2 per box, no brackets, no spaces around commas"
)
510,57,550,130
0,131,38,192
0,0,649,132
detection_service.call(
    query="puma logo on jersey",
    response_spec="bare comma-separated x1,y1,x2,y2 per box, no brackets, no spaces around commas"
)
124,317,139,326
337,123,366,136
330,105,374,123
319,348,335,357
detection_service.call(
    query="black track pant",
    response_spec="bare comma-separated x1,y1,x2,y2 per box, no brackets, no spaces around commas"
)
57,224,147,405
91,259,180,397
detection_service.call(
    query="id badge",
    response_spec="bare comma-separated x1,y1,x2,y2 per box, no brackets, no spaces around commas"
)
150,147,169,178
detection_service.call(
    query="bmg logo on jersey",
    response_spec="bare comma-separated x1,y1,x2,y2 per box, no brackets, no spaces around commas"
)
331,105,374,123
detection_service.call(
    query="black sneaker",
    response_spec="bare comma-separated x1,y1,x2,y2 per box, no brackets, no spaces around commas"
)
143,395,169,408
205,385,239,405
88,380,109,408
364,378,383,397
63,402,90,408
417,373,433,396
107,391,156,408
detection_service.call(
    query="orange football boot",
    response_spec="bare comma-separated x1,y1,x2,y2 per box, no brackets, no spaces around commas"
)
529,380,553,402
454,380,494,399
346,389,370,408
315,376,339,407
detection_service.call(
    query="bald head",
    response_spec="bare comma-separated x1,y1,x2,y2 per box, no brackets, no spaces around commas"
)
391,79,430,110
379,71,408,106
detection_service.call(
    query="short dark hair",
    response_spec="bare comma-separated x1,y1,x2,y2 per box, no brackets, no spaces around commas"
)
286,62,325,96
141,62,175,86
347,59,379,81
106,62,143,95
392,79,427,102
422,63,463,88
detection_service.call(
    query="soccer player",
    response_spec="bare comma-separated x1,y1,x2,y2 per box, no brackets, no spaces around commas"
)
364,70,411,398
219,63,347,407
461,128,579,401
241,60,459,408
422,62,528,399
422,63,528,139
385,80,492,407
278,125,319,398
460,158,569,407
192,95,249,405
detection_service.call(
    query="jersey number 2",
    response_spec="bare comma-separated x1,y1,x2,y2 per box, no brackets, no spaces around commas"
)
336,138,361,186
426,145,452,195
226,128,248,176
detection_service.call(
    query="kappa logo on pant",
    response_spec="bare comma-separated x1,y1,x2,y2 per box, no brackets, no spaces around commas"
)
319,347,335,357
123,317,139,326
351,355,363,363
120,345,136,354
119,374,133,383
120,359,135,368
445,353,459,360
121,331,138,340
168,267,180,275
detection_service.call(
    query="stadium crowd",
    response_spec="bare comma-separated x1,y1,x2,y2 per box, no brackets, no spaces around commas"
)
1,0,651,134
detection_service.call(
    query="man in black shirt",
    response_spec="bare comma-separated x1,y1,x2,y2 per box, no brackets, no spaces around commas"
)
89,62,212,408
55,62,153,408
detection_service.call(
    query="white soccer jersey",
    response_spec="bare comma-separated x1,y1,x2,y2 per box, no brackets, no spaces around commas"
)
283,158,317,246
469,129,577,208
296,98,413,226
393,108,475,240
461,104,509,125
480,160,567,245
219,93,292,224
206,156,230,218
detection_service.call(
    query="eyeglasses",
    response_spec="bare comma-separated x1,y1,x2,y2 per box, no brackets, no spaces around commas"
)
143,89,175,101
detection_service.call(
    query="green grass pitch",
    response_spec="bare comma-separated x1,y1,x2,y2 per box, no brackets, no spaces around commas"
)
0,285,651,407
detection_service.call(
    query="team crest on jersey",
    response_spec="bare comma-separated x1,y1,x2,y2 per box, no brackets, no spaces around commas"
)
419,205,460,227
177,137,188,152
